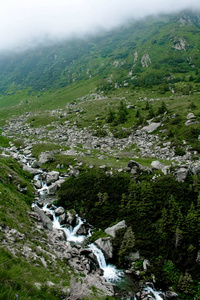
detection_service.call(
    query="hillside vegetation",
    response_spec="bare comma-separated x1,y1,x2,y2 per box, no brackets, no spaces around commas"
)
0,9,200,300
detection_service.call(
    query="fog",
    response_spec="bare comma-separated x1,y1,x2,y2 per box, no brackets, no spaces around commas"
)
0,0,199,51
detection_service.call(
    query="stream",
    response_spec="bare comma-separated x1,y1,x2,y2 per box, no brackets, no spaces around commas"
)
32,169,166,300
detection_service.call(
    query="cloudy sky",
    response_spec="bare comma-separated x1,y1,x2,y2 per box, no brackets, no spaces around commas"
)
0,0,199,51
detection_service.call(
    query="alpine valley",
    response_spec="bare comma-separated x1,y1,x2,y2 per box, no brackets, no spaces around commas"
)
0,9,200,300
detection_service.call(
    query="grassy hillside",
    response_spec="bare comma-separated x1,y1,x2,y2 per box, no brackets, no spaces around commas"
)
0,10,200,95
0,9,200,299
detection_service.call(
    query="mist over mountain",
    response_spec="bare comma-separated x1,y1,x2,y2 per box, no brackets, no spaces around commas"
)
0,9,200,94
0,0,200,51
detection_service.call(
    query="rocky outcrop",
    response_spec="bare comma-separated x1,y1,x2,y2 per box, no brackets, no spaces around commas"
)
174,166,189,182
22,164,42,175
46,171,60,185
151,160,165,170
165,290,179,299
38,152,55,164
70,274,114,299
47,179,65,195
142,122,161,133
33,205,53,230
105,220,126,238
95,237,113,259
54,206,65,216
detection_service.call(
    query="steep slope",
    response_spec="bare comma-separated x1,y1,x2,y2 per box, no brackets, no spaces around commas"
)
0,10,199,94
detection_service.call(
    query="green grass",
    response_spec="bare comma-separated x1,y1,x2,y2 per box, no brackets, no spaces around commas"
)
0,248,70,300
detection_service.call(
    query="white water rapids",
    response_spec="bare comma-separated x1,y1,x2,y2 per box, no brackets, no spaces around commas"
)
32,167,166,297
40,203,122,281
42,204,85,243
88,243,122,282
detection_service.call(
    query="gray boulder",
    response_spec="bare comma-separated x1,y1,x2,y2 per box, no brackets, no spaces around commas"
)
38,152,55,164
58,213,66,225
55,207,65,216
69,168,79,178
175,167,188,182
46,171,60,185
95,237,113,259
22,165,42,175
105,220,126,238
47,179,65,195
142,122,161,133
166,290,179,299
33,205,53,230
187,113,196,120
151,160,165,170
66,210,76,225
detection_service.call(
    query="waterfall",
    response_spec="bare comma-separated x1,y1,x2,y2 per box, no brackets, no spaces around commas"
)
42,204,85,243
88,243,122,282
41,204,123,281
33,174,48,195
31,161,164,296
143,286,164,300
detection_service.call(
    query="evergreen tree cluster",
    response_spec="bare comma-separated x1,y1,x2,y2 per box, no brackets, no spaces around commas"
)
58,168,200,298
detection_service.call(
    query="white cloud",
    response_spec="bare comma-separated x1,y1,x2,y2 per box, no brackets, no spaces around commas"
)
0,0,199,51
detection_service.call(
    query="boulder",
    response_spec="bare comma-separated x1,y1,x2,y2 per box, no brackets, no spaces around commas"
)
69,274,114,299
151,160,165,170
68,168,79,178
175,167,188,182
22,164,42,175
166,290,179,299
55,206,65,216
58,213,66,225
38,152,55,164
34,180,42,189
47,179,65,195
187,113,196,120
128,160,140,169
76,224,89,235
46,171,60,185
142,122,161,133
95,237,113,259
105,220,127,238
47,182,58,195
66,210,76,225
33,205,53,230
126,251,141,262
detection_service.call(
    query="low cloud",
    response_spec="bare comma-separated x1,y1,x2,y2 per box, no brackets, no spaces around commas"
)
0,0,199,51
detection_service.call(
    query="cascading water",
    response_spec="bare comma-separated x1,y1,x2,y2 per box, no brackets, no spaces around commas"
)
42,204,85,243
143,286,165,300
31,160,166,298
88,243,123,282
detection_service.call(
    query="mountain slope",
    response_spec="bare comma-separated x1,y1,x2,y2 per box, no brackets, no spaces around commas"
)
0,10,200,94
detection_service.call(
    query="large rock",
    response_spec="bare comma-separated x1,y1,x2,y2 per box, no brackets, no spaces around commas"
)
33,205,53,230
105,220,126,238
175,167,188,182
55,206,65,216
142,122,161,133
58,213,66,225
69,274,114,299
95,237,113,259
166,290,179,299
66,210,76,225
22,164,42,175
127,160,140,169
38,152,55,164
46,171,60,185
151,160,165,170
69,168,79,178
47,179,65,195
187,113,196,120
